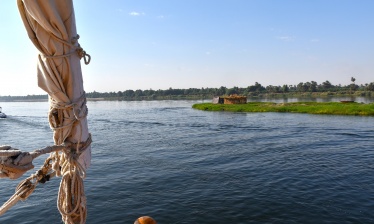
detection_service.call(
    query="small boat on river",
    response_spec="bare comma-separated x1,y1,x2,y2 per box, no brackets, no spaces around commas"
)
0,107,6,118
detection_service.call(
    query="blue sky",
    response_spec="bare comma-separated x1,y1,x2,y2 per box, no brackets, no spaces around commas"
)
0,0,373,96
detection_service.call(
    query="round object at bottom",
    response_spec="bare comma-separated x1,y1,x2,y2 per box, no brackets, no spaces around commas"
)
134,216,157,224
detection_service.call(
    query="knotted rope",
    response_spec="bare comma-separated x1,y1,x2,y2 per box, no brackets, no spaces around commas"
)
0,135,91,221
41,34,91,65
57,147,87,224
48,91,91,224
0,145,64,216
0,145,64,179
48,93,88,134
55,135,91,224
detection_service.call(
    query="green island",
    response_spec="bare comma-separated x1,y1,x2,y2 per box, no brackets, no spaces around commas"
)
192,102,374,116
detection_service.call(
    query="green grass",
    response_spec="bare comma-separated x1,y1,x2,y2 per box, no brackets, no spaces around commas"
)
192,102,374,116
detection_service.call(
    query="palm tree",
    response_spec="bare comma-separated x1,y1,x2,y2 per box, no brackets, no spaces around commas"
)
350,77,356,93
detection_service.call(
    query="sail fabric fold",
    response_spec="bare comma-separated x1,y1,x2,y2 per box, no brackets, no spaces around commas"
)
17,0,91,170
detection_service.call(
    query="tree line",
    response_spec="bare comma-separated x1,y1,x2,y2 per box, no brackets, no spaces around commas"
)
1,80,374,101
85,80,374,100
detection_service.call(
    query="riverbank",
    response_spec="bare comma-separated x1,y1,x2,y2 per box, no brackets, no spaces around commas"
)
192,102,374,116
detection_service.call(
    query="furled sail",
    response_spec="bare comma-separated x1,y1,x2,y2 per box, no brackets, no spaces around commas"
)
0,1,92,223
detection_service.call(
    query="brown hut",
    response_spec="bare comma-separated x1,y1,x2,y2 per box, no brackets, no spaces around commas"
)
212,95,247,104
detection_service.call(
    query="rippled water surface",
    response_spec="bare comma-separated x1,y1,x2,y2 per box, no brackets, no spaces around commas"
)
1,100,373,223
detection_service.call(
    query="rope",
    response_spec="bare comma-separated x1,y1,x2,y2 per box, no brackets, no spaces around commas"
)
0,156,54,216
47,91,90,224
48,93,88,132
0,180,35,216
52,135,92,224
0,136,91,219
0,146,21,157
40,34,91,65
0,145,63,180
57,151,87,224
42,51,76,59
76,46,91,65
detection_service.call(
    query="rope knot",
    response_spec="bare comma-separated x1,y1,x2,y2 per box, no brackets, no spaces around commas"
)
16,179,36,200
0,146,34,179
71,34,80,44
73,34,91,65
39,34,91,65
36,160,52,184
63,134,92,156
48,93,88,132
76,47,91,65
62,147,80,161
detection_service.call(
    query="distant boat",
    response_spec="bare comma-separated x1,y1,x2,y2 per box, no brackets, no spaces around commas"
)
0,107,6,118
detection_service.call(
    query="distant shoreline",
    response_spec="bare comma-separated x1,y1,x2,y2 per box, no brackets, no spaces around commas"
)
1,80,374,102
1,91,373,102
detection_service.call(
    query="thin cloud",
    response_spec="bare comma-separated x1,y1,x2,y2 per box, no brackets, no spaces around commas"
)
310,38,320,42
129,11,145,16
276,36,295,42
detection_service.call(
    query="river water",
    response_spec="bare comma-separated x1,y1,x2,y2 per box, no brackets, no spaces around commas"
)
0,99,373,223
